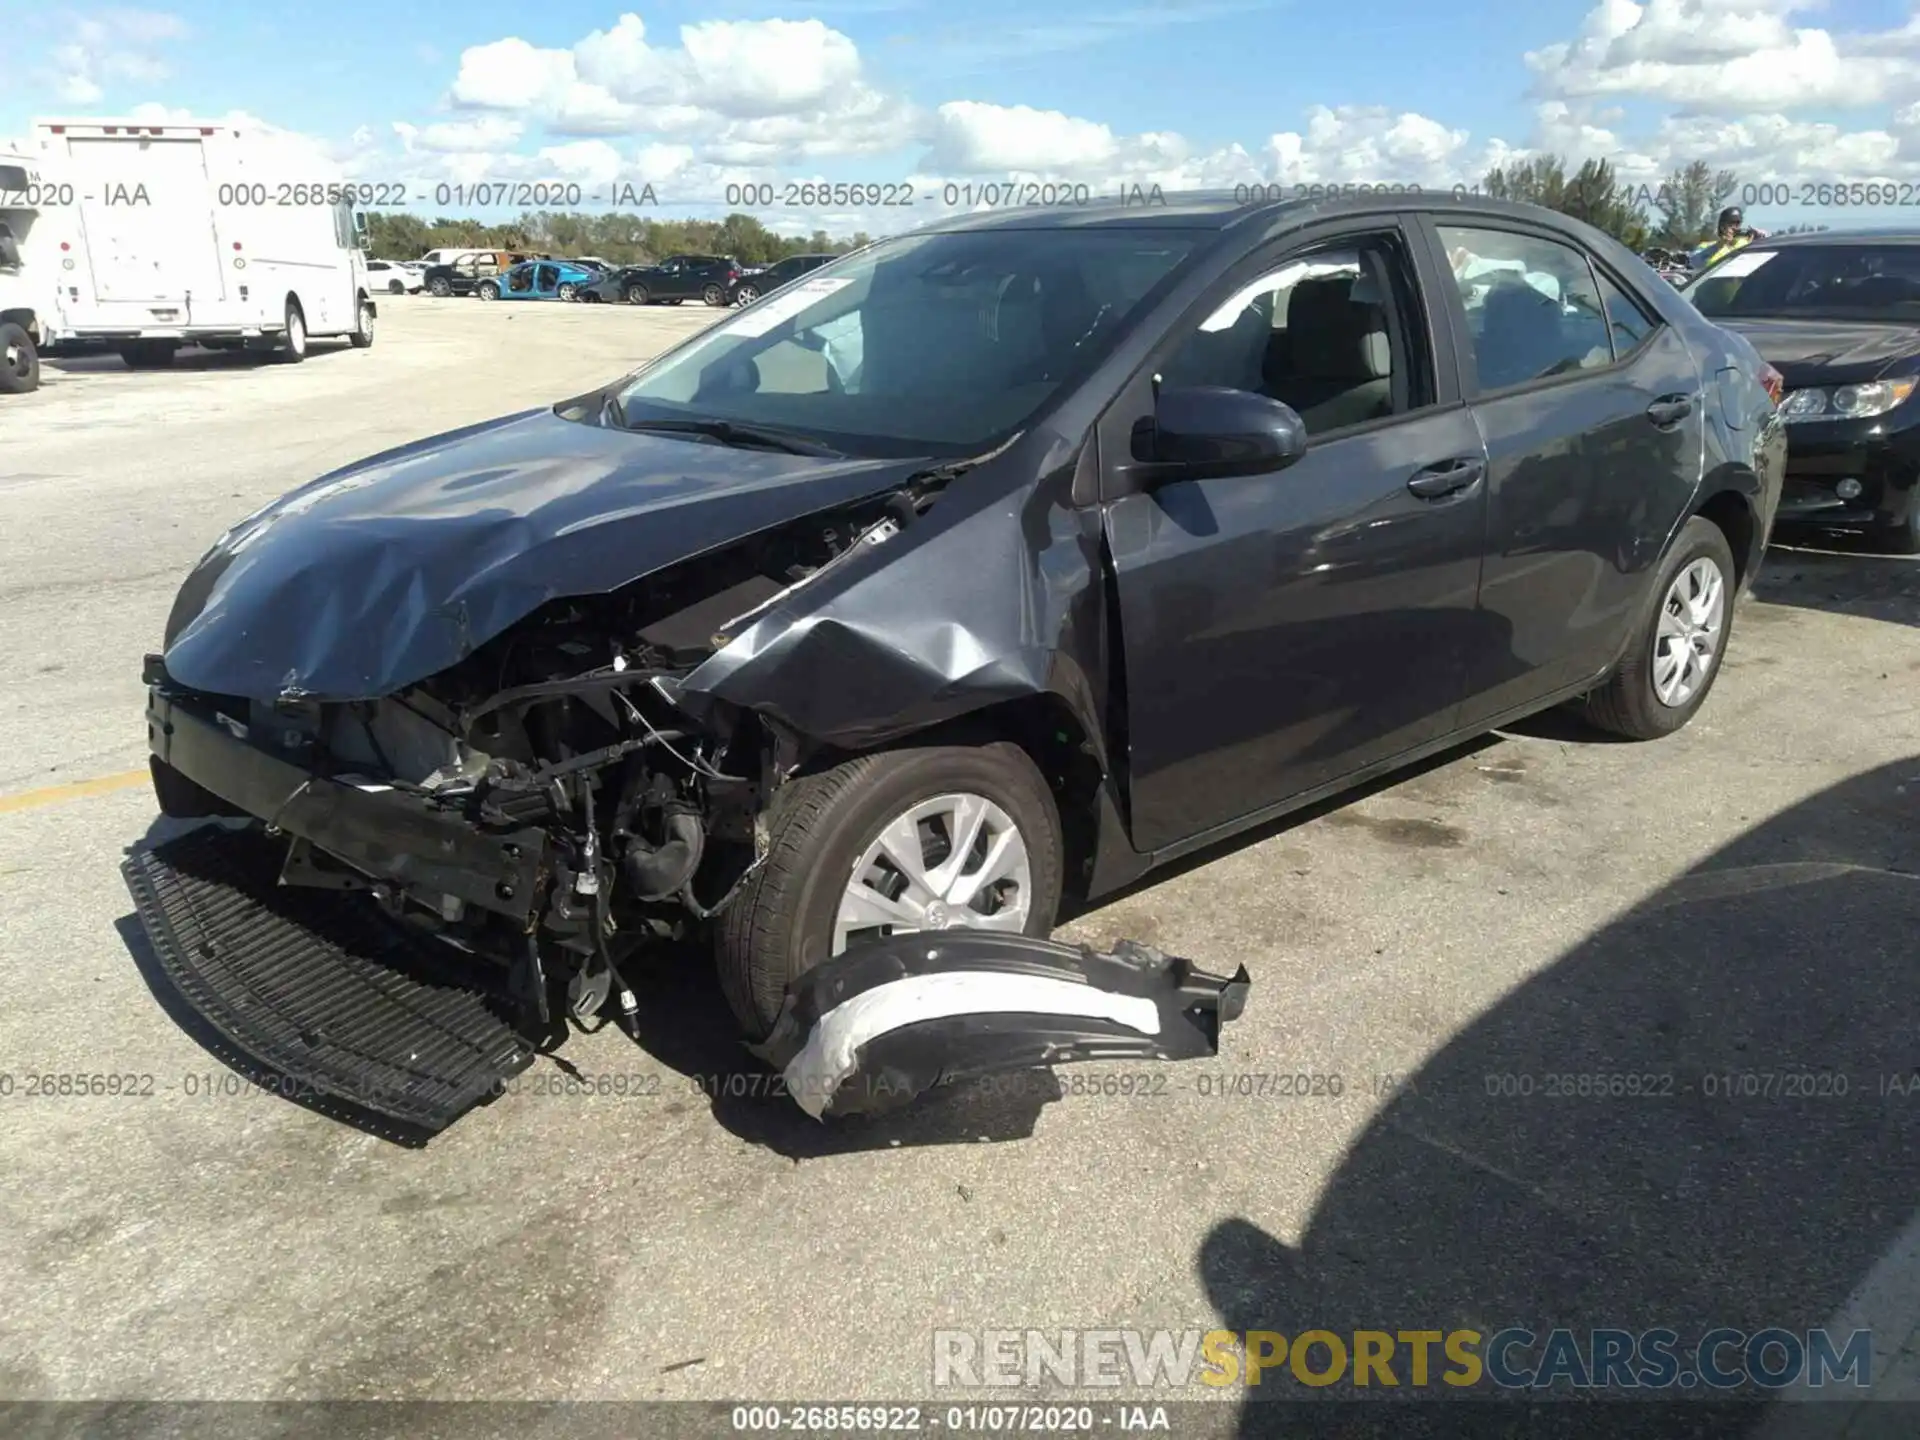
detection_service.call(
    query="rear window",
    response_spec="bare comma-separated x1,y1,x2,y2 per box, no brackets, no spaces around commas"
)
1687,244,1920,319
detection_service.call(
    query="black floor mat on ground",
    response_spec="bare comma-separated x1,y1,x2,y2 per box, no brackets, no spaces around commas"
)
122,825,533,1131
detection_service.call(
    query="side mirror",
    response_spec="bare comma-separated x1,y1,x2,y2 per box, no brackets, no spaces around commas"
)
0,230,19,270
1133,385,1308,483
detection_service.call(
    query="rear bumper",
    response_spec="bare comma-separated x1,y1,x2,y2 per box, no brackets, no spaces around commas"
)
145,680,546,923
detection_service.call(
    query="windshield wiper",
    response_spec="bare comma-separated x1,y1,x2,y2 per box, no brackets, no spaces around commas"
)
616,416,842,457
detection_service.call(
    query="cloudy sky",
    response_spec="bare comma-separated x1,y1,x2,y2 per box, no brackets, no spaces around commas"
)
6,0,1920,233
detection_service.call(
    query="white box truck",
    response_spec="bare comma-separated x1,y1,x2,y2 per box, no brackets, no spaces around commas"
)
0,145,59,394
26,117,376,368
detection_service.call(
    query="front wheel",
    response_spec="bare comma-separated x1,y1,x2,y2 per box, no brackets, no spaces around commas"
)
558,283,578,301
624,284,648,305
0,322,38,393
477,281,499,301
714,742,1064,1038
428,277,451,297
735,284,760,306
1582,516,1736,739
349,296,375,349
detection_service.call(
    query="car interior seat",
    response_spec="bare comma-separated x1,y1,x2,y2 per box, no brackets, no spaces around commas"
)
1269,276,1393,432
1475,278,1566,389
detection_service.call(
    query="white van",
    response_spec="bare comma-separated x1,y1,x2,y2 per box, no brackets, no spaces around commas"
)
27,117,375,367
0,147,58,393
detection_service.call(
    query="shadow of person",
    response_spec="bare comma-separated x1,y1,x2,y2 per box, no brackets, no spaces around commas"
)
1198,755,1920,1438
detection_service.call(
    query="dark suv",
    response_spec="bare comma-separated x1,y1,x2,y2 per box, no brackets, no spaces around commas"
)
421,253,512,297
584,255,741,306
730,253,837,306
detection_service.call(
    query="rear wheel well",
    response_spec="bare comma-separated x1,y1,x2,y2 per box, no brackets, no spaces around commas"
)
1695,487,1757,589
794,697,1107,901
0,307,36,339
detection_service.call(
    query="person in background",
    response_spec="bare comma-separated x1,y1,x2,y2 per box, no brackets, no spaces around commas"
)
1701,207,1767,268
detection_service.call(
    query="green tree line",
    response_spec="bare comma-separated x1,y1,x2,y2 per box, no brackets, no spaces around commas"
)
1480,156,1765,250
363,208,870,265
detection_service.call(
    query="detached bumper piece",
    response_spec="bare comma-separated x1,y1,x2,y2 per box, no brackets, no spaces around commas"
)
121,825,534,1132
755,932,1252,1120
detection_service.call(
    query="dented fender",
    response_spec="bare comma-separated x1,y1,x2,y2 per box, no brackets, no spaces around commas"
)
664,442,1115,760
754,931,1251,1120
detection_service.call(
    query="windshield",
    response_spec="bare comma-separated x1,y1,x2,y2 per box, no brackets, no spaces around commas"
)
1686,244,1920,319
610,227,1201,458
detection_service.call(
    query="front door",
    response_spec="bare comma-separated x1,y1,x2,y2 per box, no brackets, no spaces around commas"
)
1420,219,1708,722
1101,221,1490,854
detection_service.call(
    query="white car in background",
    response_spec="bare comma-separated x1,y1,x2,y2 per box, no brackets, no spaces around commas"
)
365,259,423,295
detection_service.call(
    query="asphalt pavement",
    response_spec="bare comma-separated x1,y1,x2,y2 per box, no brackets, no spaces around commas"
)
1,298,1916,1436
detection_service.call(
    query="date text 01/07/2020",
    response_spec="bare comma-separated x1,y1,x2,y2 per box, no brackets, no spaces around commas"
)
719,181,1170,209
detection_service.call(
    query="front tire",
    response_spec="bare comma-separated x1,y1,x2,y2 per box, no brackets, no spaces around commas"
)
349,295,375,349
1582,516,1736,739
428,277,452,297
735,283,760,306
477,281,499,301
0,322,38,393
557,283,578,301
714,742,1064,1038
624,283,648,305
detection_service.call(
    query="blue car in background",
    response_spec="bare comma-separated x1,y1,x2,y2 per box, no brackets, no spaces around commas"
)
476,260,597,302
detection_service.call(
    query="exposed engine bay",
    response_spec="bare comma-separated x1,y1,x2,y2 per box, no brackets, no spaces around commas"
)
153,495,917,1036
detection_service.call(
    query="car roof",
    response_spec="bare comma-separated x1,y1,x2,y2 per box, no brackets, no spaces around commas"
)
906,190,1647,248
1733,227,1920,249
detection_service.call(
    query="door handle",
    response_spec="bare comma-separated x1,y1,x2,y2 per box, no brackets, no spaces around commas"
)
1646,394,1694,427
1407,458,1486,499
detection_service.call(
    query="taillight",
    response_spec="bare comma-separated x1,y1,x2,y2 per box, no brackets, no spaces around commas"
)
1759,362,1784,406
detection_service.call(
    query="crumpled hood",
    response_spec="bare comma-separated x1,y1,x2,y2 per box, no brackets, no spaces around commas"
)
1716,317,1920,385
161,405,924,702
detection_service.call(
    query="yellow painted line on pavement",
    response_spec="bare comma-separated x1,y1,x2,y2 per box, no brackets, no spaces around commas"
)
0,769,148,816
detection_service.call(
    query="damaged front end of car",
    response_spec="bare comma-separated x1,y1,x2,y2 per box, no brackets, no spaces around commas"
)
142,484,925,1041
127,400,1248,1132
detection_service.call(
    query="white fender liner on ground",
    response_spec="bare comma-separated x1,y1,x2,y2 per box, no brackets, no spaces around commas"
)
753,932,1251,1120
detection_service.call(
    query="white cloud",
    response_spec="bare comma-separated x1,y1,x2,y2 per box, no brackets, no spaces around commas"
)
1528,0,1920,112
444,13,916,162
47,8,185,105
393,116,526,153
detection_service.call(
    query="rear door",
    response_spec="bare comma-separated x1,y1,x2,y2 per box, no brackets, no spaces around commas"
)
1101,218,1490,853
1414,216,1707,721
69,136,226,303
